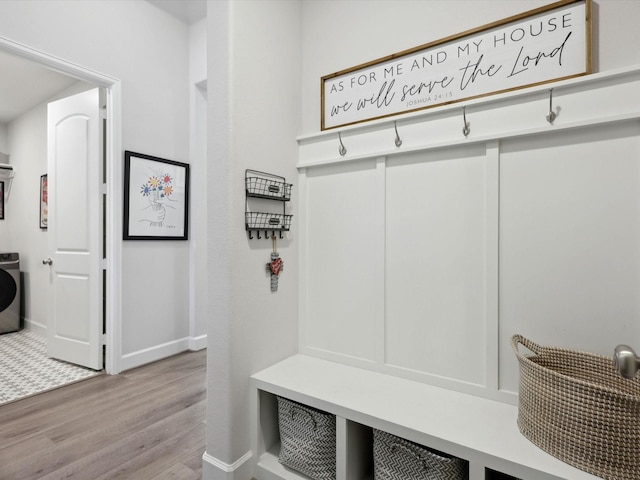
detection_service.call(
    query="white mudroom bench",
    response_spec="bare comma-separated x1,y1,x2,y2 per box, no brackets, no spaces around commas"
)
250,354,601,480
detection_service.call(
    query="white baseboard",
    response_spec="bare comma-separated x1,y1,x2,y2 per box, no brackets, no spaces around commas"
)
24,326,206,372
189,334,207,351
120,337,191,371
21,317,207,373
25,319,46,338
202,451,252,480
120,335,208,371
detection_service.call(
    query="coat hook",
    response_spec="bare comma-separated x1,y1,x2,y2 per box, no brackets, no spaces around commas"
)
546,88,557,124
462,106,470,137
248,231,253,240
279,231,284,239
257,230,261,240
338,132,347,156
394,121,402,147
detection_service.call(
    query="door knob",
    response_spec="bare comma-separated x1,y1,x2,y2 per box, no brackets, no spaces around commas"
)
42,258,53,265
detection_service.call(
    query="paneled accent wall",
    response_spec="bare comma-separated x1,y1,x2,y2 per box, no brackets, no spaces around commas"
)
298,66,640,403
385,145,492,387
304,160,379,363
498,122,640,394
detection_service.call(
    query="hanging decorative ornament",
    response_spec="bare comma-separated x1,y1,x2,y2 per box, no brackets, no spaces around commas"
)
267,235,283,292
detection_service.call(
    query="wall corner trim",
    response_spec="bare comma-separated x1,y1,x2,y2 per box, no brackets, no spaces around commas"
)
202,451,252,480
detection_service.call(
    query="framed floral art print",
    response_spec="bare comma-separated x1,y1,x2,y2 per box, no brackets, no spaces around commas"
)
123,151,190,240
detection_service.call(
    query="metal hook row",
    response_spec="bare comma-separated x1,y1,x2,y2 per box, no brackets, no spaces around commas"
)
546,88,557,124
336,91,560,155
336,113,468,155
338,132,347,157
462,106,470,137
394,121,402,147
248,230,285,240
336,123,401,157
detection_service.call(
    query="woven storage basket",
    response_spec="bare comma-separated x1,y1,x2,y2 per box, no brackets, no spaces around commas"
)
277,396,336,480
373,429,468,480
512,334,640,480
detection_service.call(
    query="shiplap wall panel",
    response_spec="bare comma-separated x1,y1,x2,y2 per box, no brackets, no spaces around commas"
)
304,160,378,362
499,121,640,393
385,146,489,385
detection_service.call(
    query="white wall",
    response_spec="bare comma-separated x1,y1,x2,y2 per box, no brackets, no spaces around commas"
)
0,123,7,152
204,0,301,477
190,18,207,85
189,17,208,348
0,0,192,369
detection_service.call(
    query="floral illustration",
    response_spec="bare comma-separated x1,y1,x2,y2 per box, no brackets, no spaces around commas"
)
139,171,175,227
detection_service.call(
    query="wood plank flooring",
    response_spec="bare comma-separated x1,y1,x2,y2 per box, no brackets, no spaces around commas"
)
0,350,207,480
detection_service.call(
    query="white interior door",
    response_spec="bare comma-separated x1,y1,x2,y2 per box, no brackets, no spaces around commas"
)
46,88,103,370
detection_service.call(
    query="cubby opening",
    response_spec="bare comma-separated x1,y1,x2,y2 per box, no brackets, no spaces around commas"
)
485,468,522,480
344,420,373,480
258,390,280,454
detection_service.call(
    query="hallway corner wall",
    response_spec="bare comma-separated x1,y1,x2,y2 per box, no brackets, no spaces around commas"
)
203,0,302,477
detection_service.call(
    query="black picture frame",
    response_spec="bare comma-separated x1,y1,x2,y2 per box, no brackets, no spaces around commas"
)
123,151,189,240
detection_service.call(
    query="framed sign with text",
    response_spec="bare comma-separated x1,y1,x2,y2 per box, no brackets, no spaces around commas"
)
321,0,591,130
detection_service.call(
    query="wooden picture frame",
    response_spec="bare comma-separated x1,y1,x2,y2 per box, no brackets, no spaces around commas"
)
321,0,591,130
123,151,189,240
39,174,47,228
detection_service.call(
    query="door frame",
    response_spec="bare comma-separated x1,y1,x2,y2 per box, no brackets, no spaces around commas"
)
0,36,123,374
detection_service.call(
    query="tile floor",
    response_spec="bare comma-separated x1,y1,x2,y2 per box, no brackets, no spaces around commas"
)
0,330,101,405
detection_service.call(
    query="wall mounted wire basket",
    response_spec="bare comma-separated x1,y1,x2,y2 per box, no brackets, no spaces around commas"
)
246,174,292,201
245,212,292,231
245,169,293,239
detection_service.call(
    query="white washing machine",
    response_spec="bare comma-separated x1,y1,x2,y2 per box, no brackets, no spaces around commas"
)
0,252,20,334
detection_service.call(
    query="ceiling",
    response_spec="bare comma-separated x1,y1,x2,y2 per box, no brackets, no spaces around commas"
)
0,0,206,126
0,50,80,125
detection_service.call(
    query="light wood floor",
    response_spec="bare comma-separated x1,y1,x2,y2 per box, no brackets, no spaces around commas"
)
0,349,207,480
